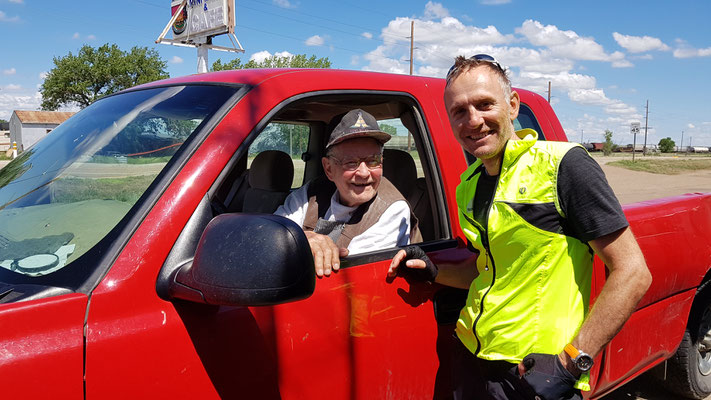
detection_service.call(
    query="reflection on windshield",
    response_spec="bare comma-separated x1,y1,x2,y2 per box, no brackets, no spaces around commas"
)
0,85,238,276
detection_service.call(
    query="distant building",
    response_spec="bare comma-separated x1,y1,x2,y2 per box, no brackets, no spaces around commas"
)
9,110,75,152
0,122,9,152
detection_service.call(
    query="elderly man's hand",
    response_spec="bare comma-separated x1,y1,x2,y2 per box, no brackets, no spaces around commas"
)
305,231,349,277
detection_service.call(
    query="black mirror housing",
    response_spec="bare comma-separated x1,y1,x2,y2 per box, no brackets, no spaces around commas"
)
170,213,315,306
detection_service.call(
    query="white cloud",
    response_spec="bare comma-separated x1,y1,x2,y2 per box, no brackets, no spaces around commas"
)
73,32,80,39
424,2,449,19
274,51,294,58
0,91,41,120
250,51,273,63
170,56,184,64
360,7,639,128
273,0,295,9
612,32,670,53
9,0,24,3
361,32,373,40
87,34,96,40
305,35,324,46
673,41,711,58
350,55,360,65
39,71,48,80
3,84,21,91
0,10,20,22
688,123,696,129
516,20,626,64
481,0,511,4
3,68,16,75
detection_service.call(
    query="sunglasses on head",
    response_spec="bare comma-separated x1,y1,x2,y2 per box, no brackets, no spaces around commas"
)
446,54,504,83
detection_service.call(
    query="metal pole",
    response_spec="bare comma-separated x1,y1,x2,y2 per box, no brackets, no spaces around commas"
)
409,21,414,76
197,44,209,74
643,100,649,155
548,81,551,103
680,131,684,153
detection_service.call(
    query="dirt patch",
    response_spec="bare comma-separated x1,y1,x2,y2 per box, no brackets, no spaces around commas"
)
594,154,711,204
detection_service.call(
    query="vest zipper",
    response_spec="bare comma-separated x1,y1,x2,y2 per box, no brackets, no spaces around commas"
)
469,161,503,357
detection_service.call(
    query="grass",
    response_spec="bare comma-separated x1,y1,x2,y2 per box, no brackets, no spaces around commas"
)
52,175,157,204
90,155,172,164
608,158,711,175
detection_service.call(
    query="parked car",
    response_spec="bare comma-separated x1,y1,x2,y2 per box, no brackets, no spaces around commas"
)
1,69,710,399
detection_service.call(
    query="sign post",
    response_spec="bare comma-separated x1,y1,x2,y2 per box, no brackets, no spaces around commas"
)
156,0,244,74
631,122,640,162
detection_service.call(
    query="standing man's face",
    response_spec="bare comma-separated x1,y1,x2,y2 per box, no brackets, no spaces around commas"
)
444,66,520,172
322,138,383,207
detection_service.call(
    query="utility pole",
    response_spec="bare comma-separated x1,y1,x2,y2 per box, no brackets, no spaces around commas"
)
409,21,414,76
580,129,584,144
643,100,649,155
407,20,414,151
547,81,551,103
680,130,684,153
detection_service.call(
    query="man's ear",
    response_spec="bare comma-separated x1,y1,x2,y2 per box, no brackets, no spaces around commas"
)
509,90,521,121
322,157,335,182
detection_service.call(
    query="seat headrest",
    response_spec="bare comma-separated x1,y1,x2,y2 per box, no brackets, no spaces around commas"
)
383,148,417,198
248,150,294,191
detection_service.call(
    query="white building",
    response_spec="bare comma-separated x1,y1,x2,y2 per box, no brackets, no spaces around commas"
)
9,110,75,152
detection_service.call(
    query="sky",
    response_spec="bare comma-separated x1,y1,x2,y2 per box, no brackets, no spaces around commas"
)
1,0,710,147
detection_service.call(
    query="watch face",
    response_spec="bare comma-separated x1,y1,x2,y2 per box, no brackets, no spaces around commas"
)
576,354,594,371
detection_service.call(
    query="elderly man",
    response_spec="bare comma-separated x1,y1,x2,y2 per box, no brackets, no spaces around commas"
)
389,55,651,399
276,109,420,277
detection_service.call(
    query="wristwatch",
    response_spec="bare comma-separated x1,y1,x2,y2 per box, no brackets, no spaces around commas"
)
564,343,594,372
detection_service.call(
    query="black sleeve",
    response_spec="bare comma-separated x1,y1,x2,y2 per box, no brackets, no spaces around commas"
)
558,147,628,243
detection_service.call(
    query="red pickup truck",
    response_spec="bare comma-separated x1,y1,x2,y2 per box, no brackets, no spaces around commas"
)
1,69,710,399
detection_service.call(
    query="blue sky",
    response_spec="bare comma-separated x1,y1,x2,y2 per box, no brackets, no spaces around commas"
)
1,0,710,146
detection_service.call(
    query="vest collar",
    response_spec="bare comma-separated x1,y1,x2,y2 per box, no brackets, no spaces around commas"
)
466,128,539,180
501,128,538,171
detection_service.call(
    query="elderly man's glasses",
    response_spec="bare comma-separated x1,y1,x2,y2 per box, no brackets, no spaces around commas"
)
446,54,504,83
329,154,383,171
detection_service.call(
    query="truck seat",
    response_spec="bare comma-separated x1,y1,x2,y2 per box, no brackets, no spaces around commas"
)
383,149,434,242
242,150,294,214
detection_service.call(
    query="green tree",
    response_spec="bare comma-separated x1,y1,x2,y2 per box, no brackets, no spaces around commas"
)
658,137,676,153
379,123,398,137
212,54,331,71
603,129,614,156
0,119,8,124
40,44,169,110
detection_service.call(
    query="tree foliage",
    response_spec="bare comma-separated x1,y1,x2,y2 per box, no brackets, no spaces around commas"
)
212,54,331,71
658,137,676,153
40,44,169,111
603,129,614,156
379,123,398,136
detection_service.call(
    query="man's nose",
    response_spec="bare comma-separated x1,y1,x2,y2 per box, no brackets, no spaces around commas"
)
465,107,484,127
353,161,371,176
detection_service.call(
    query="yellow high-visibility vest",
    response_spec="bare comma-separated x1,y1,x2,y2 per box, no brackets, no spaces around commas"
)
455,129,593,363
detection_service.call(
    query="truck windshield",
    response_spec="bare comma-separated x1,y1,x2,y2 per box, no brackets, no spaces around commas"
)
0,85,238,277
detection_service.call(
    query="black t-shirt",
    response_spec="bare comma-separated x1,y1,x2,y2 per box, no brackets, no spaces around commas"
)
472,147,627,243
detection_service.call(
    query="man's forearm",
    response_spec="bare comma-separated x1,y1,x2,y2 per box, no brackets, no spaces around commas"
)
561,227,652,371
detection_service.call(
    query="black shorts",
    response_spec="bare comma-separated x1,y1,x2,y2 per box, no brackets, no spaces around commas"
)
451,340,582,400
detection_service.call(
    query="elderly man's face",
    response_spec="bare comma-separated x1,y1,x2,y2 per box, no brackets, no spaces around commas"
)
322,137,383,207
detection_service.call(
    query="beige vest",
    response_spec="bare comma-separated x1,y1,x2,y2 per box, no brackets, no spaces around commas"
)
302,177,422,248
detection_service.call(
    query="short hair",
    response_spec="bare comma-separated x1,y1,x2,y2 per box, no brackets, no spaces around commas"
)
446,55,512,99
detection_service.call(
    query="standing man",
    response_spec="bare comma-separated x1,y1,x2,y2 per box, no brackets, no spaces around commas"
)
388,55,651,399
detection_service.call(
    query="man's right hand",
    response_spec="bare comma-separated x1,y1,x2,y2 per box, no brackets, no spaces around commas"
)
305,231,348,277
387,246,438,282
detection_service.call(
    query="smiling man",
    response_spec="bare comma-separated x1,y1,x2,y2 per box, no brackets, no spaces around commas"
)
275,109,420,277
389,56,650,399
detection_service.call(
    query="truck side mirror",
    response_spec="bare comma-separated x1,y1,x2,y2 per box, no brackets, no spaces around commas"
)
169,213,315,306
